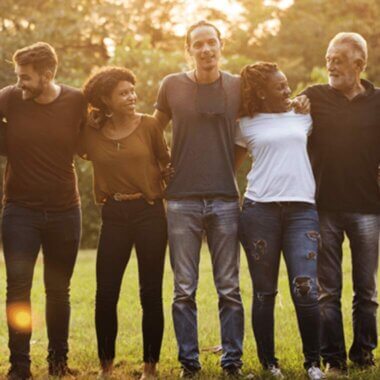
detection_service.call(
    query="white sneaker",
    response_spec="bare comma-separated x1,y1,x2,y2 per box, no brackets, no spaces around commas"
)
308,366,326,380
267,364,285,379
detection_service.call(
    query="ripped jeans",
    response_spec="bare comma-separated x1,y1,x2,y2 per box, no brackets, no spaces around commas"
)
239,199,321,369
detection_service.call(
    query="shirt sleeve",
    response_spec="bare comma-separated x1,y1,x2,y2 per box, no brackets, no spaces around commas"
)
0,85,13,119
151,119,171,168
0,119,7,156
154,77,172,118
76,129,89,160
76,98,89,159
299,86,312,98
235,120,248,148
0,86,13,157
305,114,313,136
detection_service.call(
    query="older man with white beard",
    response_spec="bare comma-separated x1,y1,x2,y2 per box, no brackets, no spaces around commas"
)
304,32,380,377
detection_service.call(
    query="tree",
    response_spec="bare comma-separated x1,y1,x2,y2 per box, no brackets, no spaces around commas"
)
236,0,380,87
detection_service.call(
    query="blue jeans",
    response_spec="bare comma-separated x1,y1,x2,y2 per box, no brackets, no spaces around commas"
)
2,203,81,368
239,200,321,369
318,211,380,368
167,199,244,370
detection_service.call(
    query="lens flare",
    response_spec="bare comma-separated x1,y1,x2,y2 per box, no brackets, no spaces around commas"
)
7,303,32,332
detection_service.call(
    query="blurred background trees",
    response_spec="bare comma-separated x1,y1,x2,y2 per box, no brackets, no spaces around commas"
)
0,0,378,247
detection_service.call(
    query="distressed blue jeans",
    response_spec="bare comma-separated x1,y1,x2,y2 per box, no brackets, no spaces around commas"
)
167,199,244,370
318,211,380,368
239,200,321,369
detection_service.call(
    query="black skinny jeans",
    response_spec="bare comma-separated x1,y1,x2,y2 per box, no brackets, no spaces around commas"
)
2,203,81,368
95,198,167,363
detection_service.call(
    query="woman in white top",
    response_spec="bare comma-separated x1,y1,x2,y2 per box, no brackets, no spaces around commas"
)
235,62,324,380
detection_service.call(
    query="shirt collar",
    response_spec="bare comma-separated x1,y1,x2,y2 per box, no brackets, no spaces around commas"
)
328,79,375,100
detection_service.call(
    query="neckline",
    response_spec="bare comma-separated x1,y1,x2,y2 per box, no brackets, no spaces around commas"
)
100,114,144,142
185,71,223,86
31,84,63,106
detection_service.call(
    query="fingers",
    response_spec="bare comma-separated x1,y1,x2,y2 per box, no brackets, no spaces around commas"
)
292,95,311,114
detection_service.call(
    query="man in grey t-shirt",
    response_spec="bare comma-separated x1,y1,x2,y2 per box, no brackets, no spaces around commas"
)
154,20,244,377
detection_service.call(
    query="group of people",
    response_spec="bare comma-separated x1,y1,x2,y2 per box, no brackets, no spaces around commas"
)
0,19,379,380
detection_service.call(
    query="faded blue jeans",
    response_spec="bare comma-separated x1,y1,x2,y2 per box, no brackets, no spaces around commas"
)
318,211,380,368
239,200,321,369
167,199,244,371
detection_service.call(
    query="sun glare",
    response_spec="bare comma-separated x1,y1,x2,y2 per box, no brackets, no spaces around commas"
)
172,0,244,36
7,303,32,332
264,0,294,9
172,0,293,36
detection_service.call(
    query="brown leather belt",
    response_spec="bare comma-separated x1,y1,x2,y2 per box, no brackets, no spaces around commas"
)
112,192,143,201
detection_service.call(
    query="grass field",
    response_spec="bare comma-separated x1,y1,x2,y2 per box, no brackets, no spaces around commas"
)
0,242,379,379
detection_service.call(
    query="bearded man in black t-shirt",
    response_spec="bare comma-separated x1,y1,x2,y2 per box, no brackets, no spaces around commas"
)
0,42,84,380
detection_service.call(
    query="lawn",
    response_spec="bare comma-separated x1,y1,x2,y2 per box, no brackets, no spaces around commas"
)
0,241,379,379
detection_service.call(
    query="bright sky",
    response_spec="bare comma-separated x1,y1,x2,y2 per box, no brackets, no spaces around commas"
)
173,0,294,36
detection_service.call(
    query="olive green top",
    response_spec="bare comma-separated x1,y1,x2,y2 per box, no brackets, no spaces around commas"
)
80,114,170,203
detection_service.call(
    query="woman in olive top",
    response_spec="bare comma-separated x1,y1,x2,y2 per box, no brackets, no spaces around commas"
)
81,67,170,380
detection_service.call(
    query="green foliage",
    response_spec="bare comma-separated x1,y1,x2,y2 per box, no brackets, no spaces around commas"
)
240,0,380,88
1,0,380,246
111,35,186,114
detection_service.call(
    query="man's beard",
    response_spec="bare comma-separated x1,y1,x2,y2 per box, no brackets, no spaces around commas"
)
21,81,44,100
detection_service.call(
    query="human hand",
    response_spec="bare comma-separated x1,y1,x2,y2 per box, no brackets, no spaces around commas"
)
162,163,174,182
292,95,311,114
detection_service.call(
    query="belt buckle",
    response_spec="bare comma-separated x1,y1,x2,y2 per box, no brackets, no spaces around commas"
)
113,193,123,201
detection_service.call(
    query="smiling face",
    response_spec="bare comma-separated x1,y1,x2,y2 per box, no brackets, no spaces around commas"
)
260,70,292,113
15,64,46,100
104,80,137,116
187,25,222,73
325,42,362,93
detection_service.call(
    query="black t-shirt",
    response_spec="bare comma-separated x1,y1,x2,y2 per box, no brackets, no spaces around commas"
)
0,85,85,211
304,80,380,213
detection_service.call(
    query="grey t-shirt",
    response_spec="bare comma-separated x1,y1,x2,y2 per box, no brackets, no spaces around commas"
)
155,71,240,199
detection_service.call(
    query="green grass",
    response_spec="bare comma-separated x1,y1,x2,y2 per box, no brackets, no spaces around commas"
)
0,241,379,379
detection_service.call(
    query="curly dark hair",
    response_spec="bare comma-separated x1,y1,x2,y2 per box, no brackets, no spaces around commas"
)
82,66,136,128
239,62,279,118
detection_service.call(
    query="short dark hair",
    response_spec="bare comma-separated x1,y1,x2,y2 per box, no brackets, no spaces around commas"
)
185,20,222,48
240,62,279,118
13,42,58,76
82,66,136,128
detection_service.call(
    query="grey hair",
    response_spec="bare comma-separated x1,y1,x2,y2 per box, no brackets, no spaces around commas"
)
328,32,368,67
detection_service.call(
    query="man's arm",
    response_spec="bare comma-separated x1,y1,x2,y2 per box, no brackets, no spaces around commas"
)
153,109,171,131
0,86,13,157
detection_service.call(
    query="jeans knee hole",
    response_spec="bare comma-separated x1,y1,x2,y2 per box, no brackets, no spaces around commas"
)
293,276,312,297
251,239,267,261
306,230,322,250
